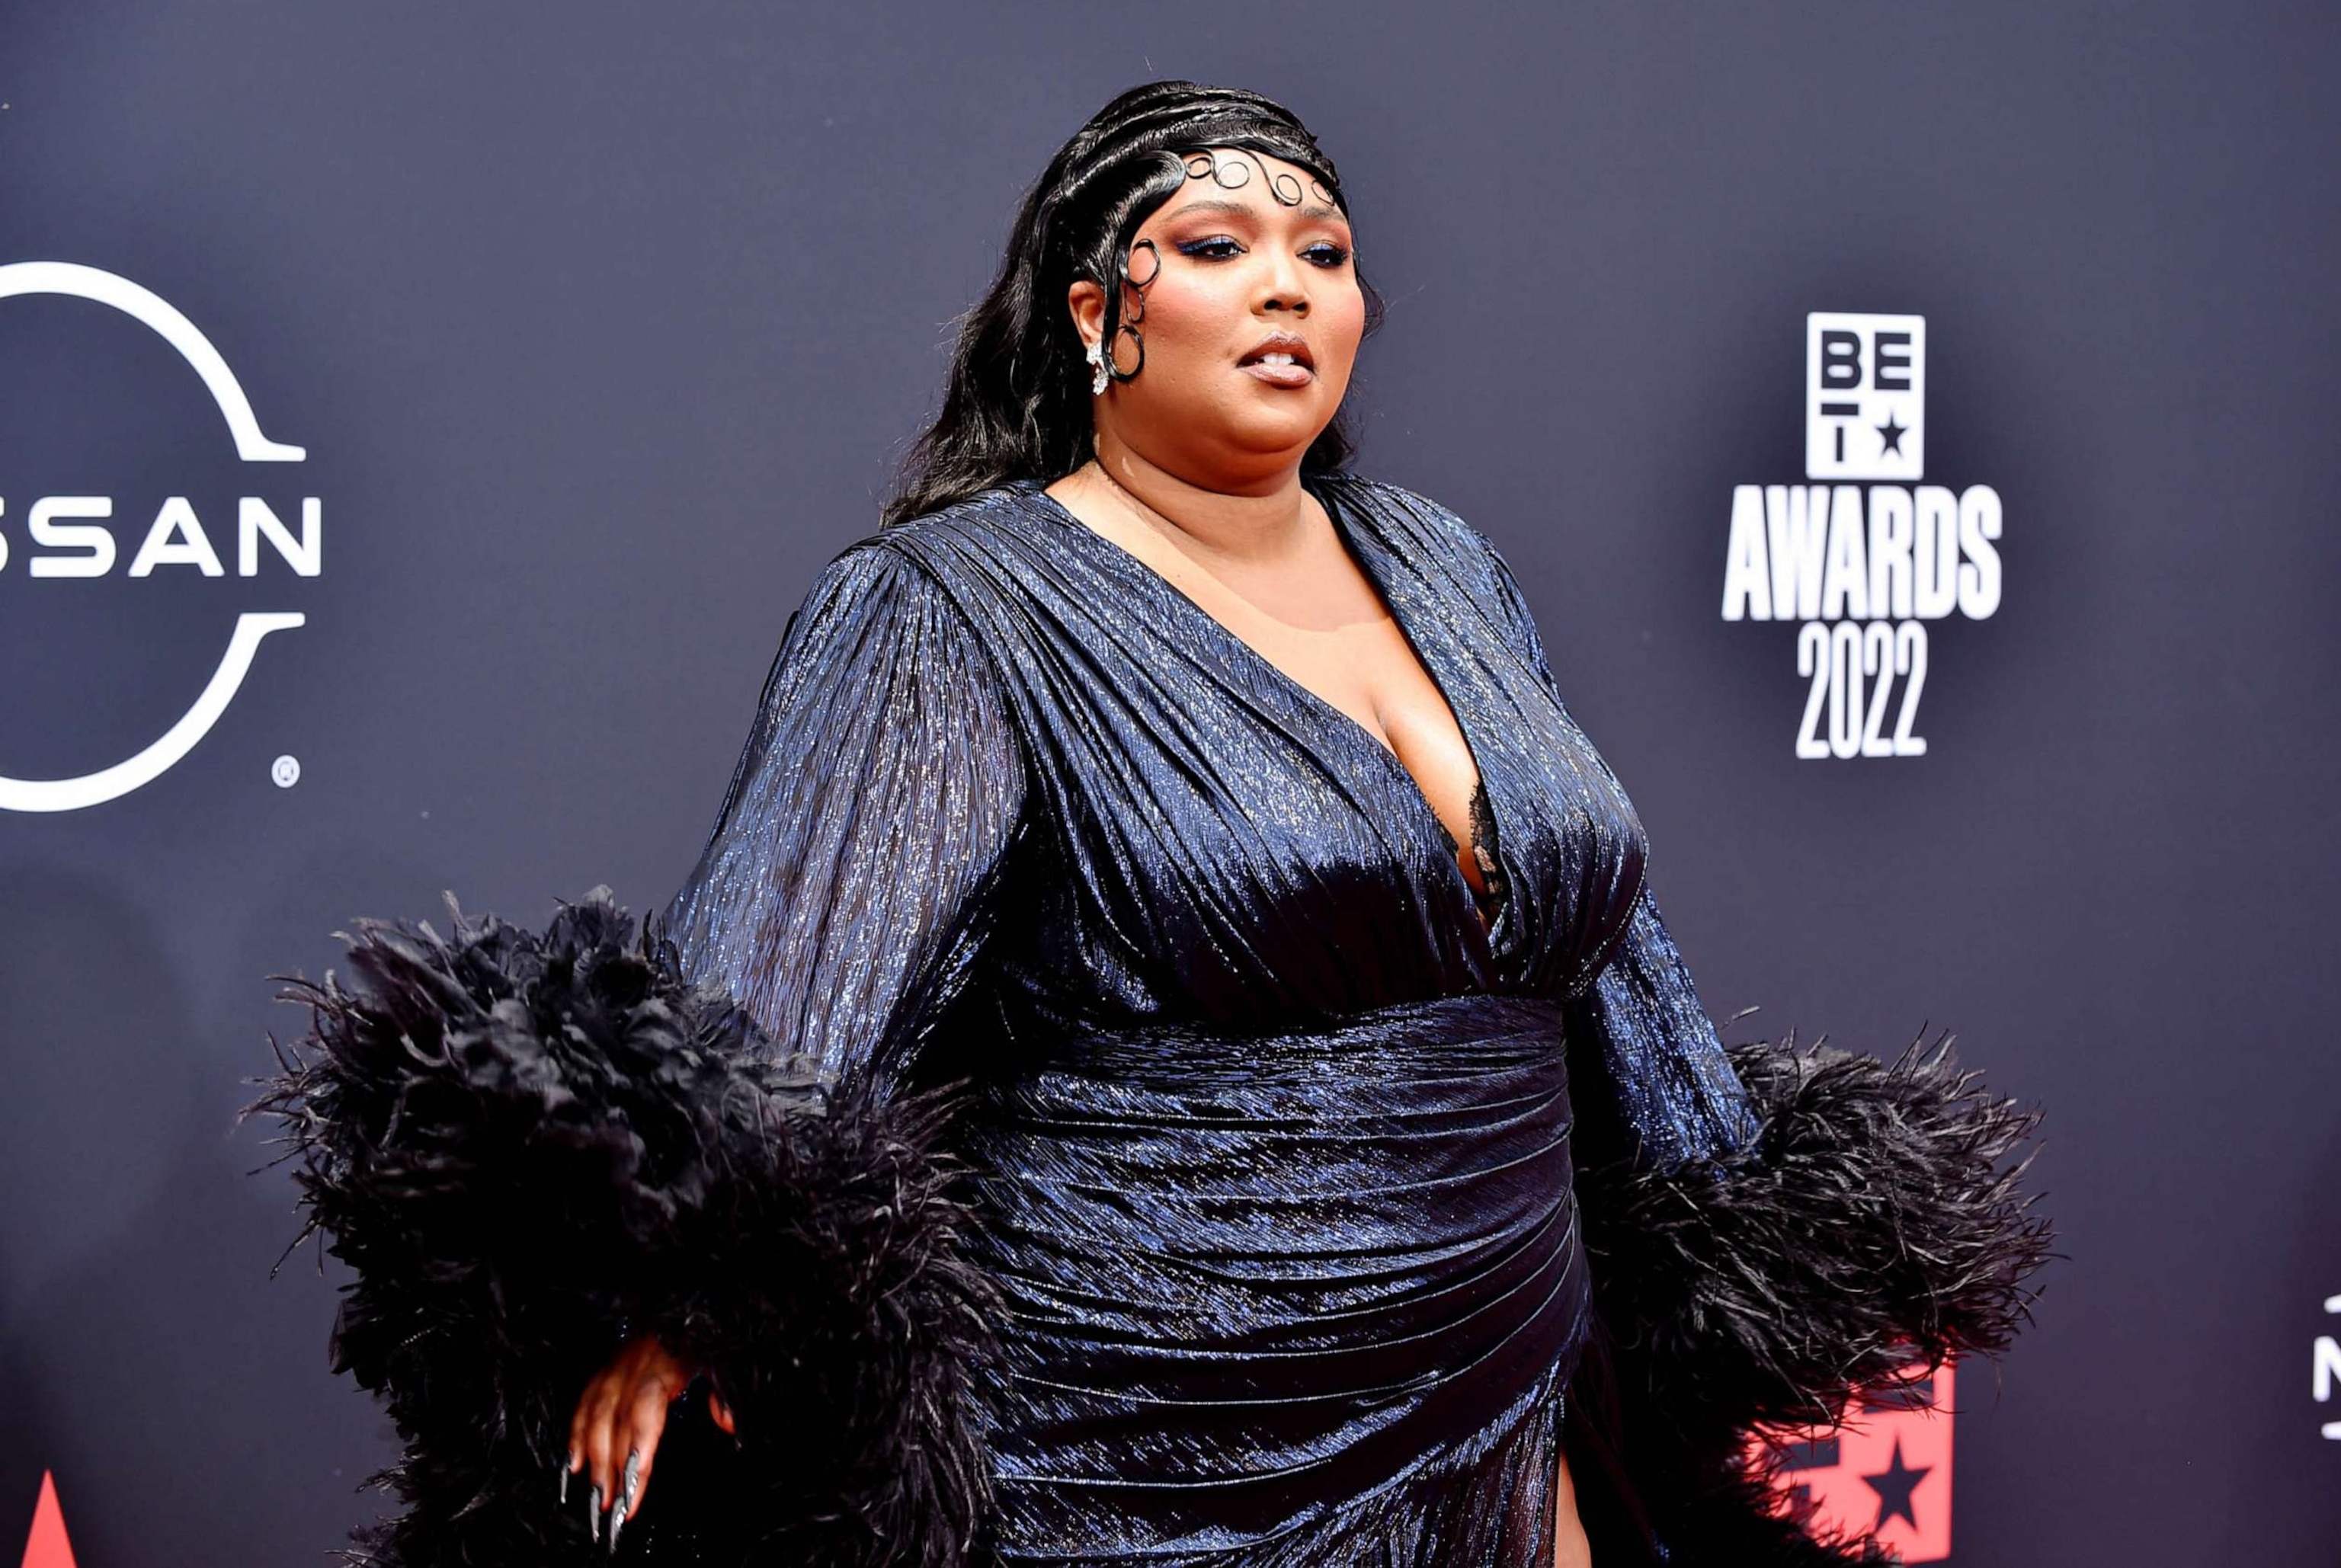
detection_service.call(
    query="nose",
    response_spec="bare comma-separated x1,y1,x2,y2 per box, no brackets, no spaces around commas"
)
1257,247,1311,315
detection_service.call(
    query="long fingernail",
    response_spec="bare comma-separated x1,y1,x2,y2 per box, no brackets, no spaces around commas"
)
559,1458,570,1508
590,1484,603,1544
608,1501,626,1555
620,1449,641,1515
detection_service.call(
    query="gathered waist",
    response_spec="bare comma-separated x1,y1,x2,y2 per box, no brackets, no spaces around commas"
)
1014,989,1566,1081
959,990,1587,1557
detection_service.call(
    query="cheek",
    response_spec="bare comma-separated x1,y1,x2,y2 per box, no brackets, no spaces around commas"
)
1128,268,1244,371
1318,284,1368,371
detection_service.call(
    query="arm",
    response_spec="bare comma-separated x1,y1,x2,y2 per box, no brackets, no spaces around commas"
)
658,538,1028,1087
257,536,1029,1565
575,539,1027,1538
1465,529,2048,1563
1565,883,1760,1170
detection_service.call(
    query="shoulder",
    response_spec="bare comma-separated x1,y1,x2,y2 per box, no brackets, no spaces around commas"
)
1315,471,1517,600
763,486,1072,715
800,484,1058,625
796,484,1044,621
866,483,1052,574
765,524,992,685
741,514,1028,770
1323,471,1558,683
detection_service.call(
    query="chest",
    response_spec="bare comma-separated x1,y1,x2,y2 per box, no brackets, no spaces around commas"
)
911,488,1652,1021
1060,491,1497,900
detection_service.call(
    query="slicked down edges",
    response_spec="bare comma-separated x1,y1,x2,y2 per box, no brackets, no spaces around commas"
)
1574,1029,2054,1566
250,887,999,1568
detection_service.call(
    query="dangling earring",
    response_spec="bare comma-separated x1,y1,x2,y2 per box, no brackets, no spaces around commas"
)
1085,338,1110,396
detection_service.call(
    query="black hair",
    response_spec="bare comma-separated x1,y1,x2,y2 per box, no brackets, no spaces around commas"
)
881,80,1385,530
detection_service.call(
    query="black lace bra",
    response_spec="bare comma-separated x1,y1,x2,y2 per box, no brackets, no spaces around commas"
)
1432,777,1510,930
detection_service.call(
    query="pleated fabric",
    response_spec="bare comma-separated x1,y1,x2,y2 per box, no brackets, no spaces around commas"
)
660,472,1758,1565
960,994,1586,1564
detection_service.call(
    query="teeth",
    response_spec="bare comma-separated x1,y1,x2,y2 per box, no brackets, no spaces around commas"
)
1257,354,1298,366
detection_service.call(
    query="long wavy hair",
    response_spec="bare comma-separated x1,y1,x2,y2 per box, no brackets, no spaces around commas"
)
881,81,1385,530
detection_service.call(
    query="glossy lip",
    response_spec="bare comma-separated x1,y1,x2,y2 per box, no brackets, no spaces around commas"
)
1238,331,1315,371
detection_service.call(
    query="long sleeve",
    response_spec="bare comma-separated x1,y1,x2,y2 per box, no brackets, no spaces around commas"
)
258,536,1024,1567
1454,528,2048,1567
1475,529,1757,1171
1566,885,1759,1169
660,539,1028,1090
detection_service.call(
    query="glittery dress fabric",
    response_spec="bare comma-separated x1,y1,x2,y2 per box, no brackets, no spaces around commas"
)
661,473,1760,1566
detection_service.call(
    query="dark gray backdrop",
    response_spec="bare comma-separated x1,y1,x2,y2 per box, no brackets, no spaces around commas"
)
3,2,2336,1562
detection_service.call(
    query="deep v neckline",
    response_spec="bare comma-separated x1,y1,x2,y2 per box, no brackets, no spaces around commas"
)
1021,474,1513,943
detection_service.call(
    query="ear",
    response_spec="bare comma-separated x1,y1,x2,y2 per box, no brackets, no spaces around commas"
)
1065,277,1106,354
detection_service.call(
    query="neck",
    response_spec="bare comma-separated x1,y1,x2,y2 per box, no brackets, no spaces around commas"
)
1087,433,1316,566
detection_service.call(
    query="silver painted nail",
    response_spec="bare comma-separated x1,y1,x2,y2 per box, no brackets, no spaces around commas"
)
609,1502,626,1555
590,1485,603,1544
620,1449,642,1514
559,1461,569,1508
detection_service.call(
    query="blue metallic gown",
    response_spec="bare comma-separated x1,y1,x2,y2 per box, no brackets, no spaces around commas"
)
660,472,1760,1566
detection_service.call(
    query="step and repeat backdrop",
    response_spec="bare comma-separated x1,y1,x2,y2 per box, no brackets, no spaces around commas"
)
3,3,2336,1563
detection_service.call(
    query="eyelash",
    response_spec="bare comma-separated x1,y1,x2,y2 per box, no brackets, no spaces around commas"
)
1176,237,1351,267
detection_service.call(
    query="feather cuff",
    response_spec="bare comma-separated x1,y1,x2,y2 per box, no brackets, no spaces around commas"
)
251,887,998,1567
1574,1026,2053,1565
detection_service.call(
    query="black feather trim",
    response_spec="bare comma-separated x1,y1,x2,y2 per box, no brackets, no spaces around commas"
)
1584,1026,2053,1431
249,887,999,1568
1574,1026,2054,1566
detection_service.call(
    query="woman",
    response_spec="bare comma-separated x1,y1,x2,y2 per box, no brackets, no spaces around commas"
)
264,82,2046,1568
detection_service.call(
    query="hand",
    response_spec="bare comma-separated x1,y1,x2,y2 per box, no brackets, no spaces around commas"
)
563,1333,738,1548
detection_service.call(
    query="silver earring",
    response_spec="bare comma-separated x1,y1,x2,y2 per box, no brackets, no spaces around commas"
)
1085,339,1110,395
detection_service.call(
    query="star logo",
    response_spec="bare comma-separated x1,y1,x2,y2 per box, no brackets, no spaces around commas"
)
17,1473,79,1568
1876,411,1909,456
1745,1357,1956,1560
1861,1435,1931,1531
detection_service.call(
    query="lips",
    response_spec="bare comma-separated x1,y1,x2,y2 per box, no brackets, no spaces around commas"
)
1238,331,1315,372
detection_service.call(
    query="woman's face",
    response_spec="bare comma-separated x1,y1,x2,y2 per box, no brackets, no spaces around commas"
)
1072,146,1365,489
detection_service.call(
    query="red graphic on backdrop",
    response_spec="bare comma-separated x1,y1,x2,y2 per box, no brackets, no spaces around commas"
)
1747,1358,1957,1562
17,1473,78,1568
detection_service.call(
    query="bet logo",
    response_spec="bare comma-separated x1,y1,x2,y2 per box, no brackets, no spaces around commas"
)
0,261,316,811
1806,312,1924,481
1750,1358,1957,1562
1721,312,2001,759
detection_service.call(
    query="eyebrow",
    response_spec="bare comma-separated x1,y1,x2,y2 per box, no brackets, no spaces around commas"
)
1171,197,1350,226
